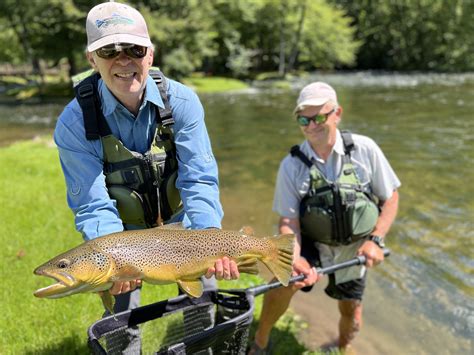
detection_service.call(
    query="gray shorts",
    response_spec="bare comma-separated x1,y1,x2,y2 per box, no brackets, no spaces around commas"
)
300,236,367,301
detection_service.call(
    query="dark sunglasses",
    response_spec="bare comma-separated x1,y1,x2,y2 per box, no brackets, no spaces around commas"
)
95,44,148,59
296,108,335,126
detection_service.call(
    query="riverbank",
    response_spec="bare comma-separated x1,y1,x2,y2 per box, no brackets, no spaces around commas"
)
0,71,252,100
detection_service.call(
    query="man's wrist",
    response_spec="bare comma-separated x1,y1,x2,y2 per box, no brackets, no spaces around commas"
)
369,235,385,249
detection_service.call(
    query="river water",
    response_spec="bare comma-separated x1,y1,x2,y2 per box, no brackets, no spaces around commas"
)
0,72,472,353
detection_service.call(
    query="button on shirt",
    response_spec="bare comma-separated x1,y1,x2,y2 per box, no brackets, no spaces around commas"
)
273,130,401,219
54,76,223,240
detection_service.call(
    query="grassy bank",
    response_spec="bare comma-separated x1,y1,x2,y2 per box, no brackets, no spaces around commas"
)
182,74,249,93
0,138,317,354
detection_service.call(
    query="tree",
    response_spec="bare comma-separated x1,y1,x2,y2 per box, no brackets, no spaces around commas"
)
0,0,87,80
296,0,360,70
332,0,474,71
137,0,218,79
210,0,359,76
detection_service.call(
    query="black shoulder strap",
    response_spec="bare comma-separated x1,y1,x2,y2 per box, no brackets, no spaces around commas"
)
340,130,356,167
290,145,313,168
340,130,355,156
341,131,355,156
74,73,111,140
149,69,174,127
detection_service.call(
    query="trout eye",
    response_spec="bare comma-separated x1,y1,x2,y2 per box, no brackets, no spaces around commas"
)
57,259,70,269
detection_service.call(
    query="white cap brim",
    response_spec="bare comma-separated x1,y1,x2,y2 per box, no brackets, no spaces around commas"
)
293,98,330,114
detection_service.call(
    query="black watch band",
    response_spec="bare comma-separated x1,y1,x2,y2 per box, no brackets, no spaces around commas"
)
369,235,385,248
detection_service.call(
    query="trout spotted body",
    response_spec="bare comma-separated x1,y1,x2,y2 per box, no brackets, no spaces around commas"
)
34,224,295,313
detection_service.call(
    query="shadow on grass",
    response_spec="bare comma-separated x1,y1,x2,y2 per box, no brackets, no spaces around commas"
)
24,336,90,355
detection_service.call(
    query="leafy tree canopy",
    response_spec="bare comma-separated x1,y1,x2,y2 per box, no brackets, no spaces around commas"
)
0,0,470,79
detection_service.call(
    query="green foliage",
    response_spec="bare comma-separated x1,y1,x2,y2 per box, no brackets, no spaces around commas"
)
210,0,359,75
0,0,359,78
0,0,86,76
1,0,470,82
332,0,474,71
0,22,25,64
139,0,218,78
161,46,197,79
225,40,255,78
298,0,360,69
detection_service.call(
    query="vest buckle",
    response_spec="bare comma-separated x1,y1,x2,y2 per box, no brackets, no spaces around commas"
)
77,83,94,98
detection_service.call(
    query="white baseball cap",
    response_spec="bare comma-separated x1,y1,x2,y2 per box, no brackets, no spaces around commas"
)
294,82,338,114
86,2,152,52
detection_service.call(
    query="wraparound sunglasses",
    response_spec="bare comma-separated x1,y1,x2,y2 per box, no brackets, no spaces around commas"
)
296,108,335,126
95,44,148,59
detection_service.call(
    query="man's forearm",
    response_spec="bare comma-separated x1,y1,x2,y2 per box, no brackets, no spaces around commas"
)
372,189,399,238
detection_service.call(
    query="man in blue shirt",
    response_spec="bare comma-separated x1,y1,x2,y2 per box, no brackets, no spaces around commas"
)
54,1,238,321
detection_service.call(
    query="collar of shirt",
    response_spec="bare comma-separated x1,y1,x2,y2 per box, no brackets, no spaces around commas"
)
299,130,345,182
98,76,165,116
97,76,166,153
302,129,345,164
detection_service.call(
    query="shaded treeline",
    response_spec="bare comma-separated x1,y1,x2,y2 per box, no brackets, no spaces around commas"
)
0,0,472,82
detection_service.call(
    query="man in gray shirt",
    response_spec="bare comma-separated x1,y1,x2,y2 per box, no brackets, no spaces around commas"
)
250,82,400,354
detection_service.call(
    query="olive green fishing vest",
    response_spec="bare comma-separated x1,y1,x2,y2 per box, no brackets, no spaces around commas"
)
74,70,182,228
292,131,379,246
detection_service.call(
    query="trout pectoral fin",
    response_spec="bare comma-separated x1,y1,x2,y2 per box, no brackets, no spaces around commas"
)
98,291,115,315
236,257,259,275
177,279,203,298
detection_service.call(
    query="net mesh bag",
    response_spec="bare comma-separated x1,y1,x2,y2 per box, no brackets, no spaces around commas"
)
88,290,254,355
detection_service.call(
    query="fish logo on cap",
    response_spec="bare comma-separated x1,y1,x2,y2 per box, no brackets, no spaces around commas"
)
96,13,134,29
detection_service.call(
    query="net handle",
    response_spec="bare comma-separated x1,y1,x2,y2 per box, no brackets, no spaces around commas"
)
250,248,390,296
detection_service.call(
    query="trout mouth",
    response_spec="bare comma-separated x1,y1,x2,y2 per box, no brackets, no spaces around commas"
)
33,269,80,298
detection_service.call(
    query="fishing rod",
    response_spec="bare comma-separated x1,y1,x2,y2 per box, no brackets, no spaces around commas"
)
250,248,390,296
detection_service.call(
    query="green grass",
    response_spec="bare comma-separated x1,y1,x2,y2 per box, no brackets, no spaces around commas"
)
0,138,321,354
182,73,249,93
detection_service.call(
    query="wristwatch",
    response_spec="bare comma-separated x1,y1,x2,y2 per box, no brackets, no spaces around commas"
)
369,235,385,249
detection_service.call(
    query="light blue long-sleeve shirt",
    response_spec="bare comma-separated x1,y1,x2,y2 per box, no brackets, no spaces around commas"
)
54,75,223,240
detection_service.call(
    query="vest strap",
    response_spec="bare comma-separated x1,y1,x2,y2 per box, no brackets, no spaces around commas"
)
75,73,112,140
103,158,142,174
75,75,100,140
290,145,313,167
150,70,174,124
341,130,355,155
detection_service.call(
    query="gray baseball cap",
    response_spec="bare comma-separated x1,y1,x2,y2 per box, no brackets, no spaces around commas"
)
86,2,152,52
293,82,338,114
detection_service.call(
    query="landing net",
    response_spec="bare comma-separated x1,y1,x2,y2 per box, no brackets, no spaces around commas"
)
88,289,254,355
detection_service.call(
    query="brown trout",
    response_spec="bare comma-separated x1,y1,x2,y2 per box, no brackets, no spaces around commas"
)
34,224,294,313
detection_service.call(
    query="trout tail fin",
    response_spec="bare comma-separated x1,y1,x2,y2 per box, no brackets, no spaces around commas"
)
260,233,294,286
